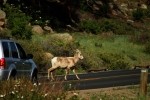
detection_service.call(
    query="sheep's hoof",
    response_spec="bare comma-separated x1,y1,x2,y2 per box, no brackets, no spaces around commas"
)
64,79,67,81
51,79,55,82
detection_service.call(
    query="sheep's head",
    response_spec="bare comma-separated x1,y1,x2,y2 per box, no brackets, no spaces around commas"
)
75,49,84,59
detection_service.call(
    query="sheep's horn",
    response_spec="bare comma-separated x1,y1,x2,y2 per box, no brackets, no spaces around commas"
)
76,49,80,53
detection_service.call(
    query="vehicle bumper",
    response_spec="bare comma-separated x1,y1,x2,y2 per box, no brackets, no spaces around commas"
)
0,69,9,80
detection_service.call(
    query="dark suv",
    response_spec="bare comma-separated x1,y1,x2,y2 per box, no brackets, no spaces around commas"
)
0,39,38,83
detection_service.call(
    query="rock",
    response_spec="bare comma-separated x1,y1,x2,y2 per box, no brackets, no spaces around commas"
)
32,25,44,35
0,21,4,26
127,19,134,24
43,26,54,33
141,4,147,9
0,9,6,27
0,9,6,19
51,33,73,43
44,52,54,60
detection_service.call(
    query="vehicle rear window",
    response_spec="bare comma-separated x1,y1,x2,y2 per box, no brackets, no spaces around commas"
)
2,42,9,57
10,42,19,58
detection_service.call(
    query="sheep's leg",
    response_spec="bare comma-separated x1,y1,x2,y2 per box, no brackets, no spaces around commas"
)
73,69,80,80
64,68,69,80
50,71,55,81
48,67,56,80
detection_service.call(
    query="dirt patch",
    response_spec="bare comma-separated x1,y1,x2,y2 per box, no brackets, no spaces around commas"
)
67,86,140,99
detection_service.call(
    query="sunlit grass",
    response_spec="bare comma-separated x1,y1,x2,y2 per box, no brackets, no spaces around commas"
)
73,33,150,68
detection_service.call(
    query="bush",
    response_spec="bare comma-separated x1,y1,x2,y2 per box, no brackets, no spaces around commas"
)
81,51,104,70
144,42,150,54
99,52,131,70
79,19,135,35
131,32,150,44
3,4,32,40
132,8,145,21
99,19,135,35
38,35,78,57
145,6,150,17
79,19,101,34
0,29,11,39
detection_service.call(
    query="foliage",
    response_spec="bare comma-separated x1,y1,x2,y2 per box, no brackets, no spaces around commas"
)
80,51,104,70
0,79,67,100
131,31,150,44
79,19,101,34
99,19,135,35
132,8,145,21
132,6,150,21
79,19,135,35
3,4,32,40
0,79,149,100
144,42,150,54
145,6,150,17
0,29,11,39
99,52,131,70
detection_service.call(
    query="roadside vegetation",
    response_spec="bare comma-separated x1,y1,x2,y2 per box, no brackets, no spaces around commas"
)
0,79,150,100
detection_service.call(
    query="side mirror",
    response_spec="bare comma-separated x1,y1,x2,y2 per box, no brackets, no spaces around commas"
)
26,54,33,59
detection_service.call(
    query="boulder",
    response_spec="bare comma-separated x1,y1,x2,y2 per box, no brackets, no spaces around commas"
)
44,52,54,60
0,9,6,19
32,25,44,35
141,4,147,9
51,33,73,43
0,9,6,27
43,26,54,33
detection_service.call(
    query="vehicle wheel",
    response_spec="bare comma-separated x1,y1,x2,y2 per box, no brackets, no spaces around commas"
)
8,70,16,80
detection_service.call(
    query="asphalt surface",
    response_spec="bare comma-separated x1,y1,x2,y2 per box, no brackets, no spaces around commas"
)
38,69,150,90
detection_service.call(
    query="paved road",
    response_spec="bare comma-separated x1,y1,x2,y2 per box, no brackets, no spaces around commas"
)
38,69,150,90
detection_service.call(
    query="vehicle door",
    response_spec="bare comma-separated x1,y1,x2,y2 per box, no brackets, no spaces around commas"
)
16,43,32,77
9,42,23,77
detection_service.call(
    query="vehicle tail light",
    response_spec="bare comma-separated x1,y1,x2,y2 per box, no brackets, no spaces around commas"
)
0,58,5,69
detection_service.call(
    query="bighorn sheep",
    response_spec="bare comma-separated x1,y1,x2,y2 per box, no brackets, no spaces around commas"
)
48,49,84,81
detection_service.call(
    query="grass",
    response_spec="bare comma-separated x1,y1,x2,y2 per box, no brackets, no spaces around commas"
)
73,33,150,69
0,78,150,100
72,85,150,100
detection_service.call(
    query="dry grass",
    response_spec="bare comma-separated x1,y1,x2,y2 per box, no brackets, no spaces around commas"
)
67,85,150,100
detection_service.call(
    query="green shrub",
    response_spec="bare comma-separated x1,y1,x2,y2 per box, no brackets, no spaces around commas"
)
81,51,104,70
99,52,131,70
132,8,145,21
79,19,135,35
132,32,150,44
144,42,150,54
79,19,101,34
3,4,32,40
0,29,11,39
38,35,78,57
145,6,150,17
99,19,135,35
